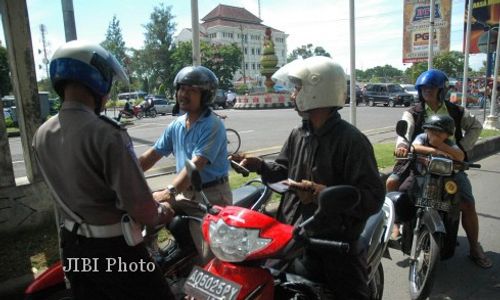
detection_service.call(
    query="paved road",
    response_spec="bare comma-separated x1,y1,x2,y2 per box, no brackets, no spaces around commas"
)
383,152,500,300
8,105,491,179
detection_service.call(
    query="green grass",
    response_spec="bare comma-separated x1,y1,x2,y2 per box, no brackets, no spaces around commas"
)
373,143,396,169
480,129,500,139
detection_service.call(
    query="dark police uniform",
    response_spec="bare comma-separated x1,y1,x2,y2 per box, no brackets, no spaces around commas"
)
33,101,173,299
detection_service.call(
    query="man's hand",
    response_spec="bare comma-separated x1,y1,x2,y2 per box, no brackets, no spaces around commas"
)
394,146,409,157
229,153,263,173
286,179,326,204
153,189,174,204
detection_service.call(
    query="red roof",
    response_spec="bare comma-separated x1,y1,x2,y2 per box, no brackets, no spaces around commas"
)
202,4,262,24
201,4,283,33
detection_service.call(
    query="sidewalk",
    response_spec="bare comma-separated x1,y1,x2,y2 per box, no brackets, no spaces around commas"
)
1,135,500,299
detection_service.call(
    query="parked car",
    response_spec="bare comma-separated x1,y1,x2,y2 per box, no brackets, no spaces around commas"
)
399,84,418,103
3,107,11,119
346,80,363,105
151,98,176,115
212,89,227,109
362,83,413,107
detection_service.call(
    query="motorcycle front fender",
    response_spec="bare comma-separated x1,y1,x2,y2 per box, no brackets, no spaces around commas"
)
421,208,446,234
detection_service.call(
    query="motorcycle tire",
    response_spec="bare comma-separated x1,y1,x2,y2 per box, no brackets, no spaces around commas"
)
369,263,384,300
408,226,440,300
148,109,157,118
136,111,144,119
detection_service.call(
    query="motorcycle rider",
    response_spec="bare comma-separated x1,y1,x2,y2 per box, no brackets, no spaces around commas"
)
139,66,231,264
32,41,175,299
388,69,492,268
231,56,385,299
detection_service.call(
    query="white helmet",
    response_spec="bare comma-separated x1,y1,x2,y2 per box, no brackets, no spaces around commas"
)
280,56,346,112
50,40,129,98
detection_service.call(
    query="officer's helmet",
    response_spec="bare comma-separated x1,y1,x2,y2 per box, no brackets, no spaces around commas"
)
278,56,346,112
415,69,449,102
50,40,129,98
173,66,219,106
422,115,455,136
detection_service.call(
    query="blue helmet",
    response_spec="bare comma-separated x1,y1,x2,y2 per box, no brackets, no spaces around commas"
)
50,41,129,99
415,69,449,102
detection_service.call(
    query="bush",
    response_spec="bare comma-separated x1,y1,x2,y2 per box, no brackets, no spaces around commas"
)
4,116,14,128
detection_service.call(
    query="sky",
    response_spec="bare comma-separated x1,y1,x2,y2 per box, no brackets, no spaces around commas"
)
0,0,489,81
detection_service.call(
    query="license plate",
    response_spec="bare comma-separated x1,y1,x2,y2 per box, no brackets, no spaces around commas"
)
184,266,241,300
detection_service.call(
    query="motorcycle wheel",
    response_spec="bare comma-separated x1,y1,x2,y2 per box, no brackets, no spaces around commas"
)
149,109,157,118
408,226,440,300
369,263,384,300
136,111,144,119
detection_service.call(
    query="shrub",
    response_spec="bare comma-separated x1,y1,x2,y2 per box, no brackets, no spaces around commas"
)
4,116,14,128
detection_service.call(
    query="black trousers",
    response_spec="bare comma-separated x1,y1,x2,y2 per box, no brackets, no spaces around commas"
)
292,246,370,300
60,228,173,300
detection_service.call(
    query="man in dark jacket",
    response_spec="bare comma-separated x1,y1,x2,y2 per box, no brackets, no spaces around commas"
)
231,57,384,299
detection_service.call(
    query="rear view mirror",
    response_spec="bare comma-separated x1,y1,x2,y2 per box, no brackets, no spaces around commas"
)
396,120,408,139
185,159,202,192
316,185,360,217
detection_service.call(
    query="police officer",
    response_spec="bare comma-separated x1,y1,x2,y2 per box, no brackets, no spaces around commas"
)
32,41,175,299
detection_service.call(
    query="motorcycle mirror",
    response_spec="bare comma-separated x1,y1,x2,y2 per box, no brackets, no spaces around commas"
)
396,120,409,140
316,185,360,217
185,159,202,192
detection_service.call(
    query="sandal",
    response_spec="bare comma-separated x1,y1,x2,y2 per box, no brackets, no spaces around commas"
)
469,244,493,269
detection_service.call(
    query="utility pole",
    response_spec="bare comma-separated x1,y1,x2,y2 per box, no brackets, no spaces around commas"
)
427,0,435,69
61,0,77,41
190,0,201,66
462,0,473,107
240,25,246,85
39,24,50,79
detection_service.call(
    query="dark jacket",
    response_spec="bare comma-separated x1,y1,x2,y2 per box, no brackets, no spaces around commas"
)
259,111,385,241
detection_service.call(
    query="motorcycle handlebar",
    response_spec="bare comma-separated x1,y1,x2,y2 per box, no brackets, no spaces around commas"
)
308,238,350,253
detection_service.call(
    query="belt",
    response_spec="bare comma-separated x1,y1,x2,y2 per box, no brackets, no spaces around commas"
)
201,176,229,189
63,219,123,238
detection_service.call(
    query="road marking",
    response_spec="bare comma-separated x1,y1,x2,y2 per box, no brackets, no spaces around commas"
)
238,130,254,134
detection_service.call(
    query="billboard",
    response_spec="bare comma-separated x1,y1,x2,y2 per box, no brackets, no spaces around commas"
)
464,0,500,54
403,0,452,63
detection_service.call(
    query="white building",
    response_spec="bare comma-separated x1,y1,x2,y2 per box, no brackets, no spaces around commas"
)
175,4,288,88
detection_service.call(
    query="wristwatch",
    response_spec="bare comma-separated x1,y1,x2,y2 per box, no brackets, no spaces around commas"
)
167,184,177,197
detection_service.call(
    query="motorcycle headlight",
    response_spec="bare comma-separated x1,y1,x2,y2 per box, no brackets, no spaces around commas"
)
428,157,453,176
208,219,272,262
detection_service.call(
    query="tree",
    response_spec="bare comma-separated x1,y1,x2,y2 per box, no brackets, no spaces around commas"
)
171,41,242,90
0,45,12,97
101,15,127,65
404,51,467,83
101,15,128,100
287,44,331,62
361,64,404,82
141,4,177,94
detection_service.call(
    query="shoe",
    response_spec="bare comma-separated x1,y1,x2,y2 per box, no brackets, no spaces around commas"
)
469,244,493,269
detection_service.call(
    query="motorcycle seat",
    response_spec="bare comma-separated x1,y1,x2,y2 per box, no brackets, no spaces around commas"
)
232,185,267,209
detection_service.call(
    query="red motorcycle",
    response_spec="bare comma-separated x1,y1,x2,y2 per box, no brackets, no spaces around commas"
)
24,172,272,300
183,161,394,299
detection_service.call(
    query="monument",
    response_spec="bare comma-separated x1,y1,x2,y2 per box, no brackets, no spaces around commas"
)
234,28,292,109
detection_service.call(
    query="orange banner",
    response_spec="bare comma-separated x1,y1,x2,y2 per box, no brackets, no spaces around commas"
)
403,0,452,63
